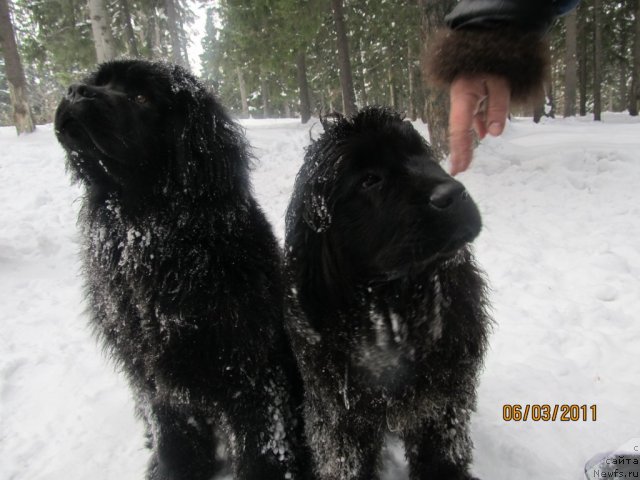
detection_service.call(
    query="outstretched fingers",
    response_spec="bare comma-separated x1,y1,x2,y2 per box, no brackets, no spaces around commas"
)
448,75,511,176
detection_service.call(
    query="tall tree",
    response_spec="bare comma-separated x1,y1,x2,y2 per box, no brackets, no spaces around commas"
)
408,42,417,121
236,67,249,118
270,0,323,123
0,0,34,134
578,1,589,116
355,39,368,107
88,0,116,62
593,0,602,121
263,0,327,123
534,75,555,123
564,9,578,117
330,0,357,116
347,0,421,115
630,0,640,116
200,7,220,87
420,0,456,161
141,7,162,59
261,67,270,118
164,0,188,68
119,0,139,58
296,49,311,123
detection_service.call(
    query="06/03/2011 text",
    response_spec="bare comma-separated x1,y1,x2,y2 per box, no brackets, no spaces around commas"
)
503,404,597,422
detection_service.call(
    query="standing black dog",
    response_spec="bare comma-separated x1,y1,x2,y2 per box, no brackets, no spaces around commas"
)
284,107,491,480
55,60,311,480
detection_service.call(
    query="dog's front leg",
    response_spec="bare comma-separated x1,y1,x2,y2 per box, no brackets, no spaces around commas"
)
304,393,384,480
214,364,314,480
144,401,222,480
401,406,477,480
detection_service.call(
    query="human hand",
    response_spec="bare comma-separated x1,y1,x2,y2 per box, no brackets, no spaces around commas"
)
448,74,511,175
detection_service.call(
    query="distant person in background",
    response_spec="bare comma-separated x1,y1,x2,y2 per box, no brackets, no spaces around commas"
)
428,0,581,175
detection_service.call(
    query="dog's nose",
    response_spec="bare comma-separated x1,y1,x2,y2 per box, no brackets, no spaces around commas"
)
66,84,97,103
429,181,467,210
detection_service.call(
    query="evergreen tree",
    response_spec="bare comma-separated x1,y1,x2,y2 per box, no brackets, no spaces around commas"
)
118,0,139,57
593,0,602,121
330,0,356,116
2,0,640,128
88,0,116,62
200,8,221,88
164,0,186,67
564,9,578,117
630,0,640,115
0,0,34,134
420,0,456,161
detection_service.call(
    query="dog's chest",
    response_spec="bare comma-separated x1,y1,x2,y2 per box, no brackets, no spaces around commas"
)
85,202,161,277
351,292,446,388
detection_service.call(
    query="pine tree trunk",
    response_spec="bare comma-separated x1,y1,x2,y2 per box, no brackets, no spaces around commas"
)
564,9,577,117
408,42,416,121
608,84,614,111
296,50,312,124
539,76,556,121
619,61,628,111
319,90,327,114
629,0,640,116
593,0,602,121
330,0,357,116
177,10,190,70
120,0,139,57
578,4,588,117
0,0,35,135
545,62,556,120
165,0,185,67
533,78,552,123
153,11,168,58
616,12,629,111
388,65,396,109
533,105,543,123
88,0,116,63
236,67,249,118
261,73,270,118
144,11,156,57
420,0,455,161
328,87,335,112
357,39,368,107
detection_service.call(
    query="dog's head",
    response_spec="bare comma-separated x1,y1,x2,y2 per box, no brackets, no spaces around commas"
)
286,107,481,310
55,60,249,201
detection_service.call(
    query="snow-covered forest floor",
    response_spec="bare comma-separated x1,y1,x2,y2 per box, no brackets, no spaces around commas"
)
1,114,639,480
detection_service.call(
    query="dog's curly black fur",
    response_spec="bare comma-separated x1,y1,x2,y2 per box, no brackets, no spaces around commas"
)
55,60,312,480
284,107,491,480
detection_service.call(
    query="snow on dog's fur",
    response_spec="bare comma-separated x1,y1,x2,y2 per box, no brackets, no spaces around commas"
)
55,60,312,480
285,107,491,480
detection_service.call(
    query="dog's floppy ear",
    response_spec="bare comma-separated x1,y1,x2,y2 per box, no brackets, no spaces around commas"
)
286,138,356,319
298,143,346,233
167,65,249,198
286,211,355,324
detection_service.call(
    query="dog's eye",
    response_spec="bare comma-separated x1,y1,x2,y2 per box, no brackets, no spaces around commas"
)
134,94,148,104
361,174,383,190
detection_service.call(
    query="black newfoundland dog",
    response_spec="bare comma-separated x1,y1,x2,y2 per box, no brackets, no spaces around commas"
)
284,107,491,480
55,60,312,480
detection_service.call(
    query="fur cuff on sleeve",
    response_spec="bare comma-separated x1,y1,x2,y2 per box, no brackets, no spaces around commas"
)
426,28,549,104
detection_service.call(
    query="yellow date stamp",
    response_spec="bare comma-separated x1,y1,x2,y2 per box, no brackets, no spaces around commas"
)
503,404,597,422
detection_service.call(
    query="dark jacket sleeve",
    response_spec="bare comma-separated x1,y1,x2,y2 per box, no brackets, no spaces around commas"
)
426,0,580,103
446,0,580,34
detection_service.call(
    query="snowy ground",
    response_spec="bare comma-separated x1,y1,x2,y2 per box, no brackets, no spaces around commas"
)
1,114,639,480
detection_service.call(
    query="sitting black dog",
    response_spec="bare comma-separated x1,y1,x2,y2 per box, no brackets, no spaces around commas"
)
55,60,311,480
284,107,491,480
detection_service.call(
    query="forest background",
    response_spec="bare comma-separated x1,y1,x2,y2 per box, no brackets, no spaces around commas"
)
1,0,640,159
